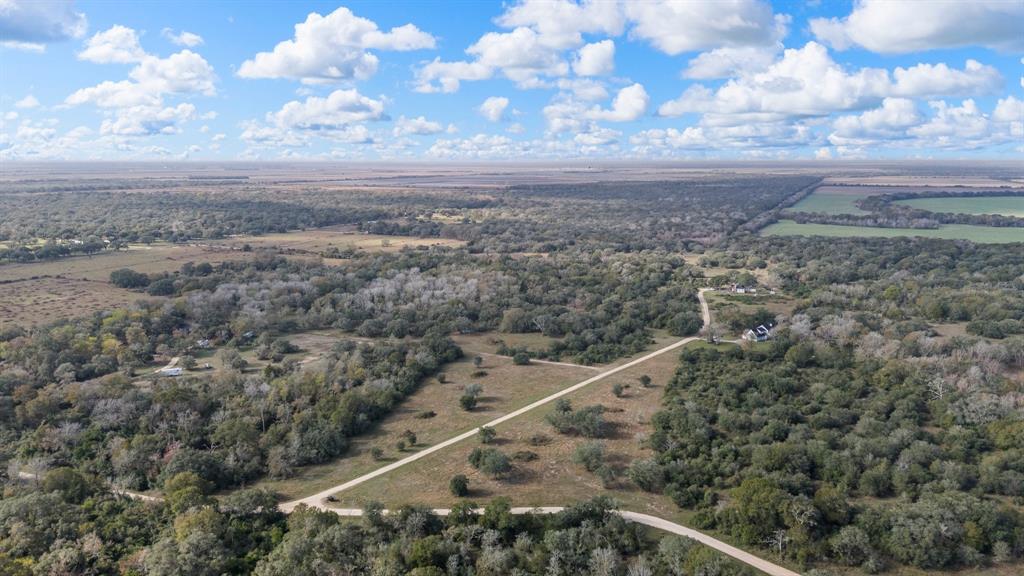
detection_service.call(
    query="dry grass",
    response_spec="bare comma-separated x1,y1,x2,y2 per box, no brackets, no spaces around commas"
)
208,226,465,254
0,277,159,327
325,337,698,512
246,353,594,500
0,244,253,283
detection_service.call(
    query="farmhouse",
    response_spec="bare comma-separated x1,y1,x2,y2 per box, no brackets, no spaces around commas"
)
743,323,775,342
157,367,183,377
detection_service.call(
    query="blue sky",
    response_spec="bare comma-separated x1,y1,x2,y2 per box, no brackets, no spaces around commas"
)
1,0,1021,160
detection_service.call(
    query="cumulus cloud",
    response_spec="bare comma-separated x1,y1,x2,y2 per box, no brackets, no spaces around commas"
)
78,25,146,63
0,0,86,47
161,28,203,47
624,0,787,55
572,39,614,76
393,115,443,136
14,94,39,108
587,83,648,122
479,96,509,122
658,42,1001,123
241,89,387,148
65,26,216,139
810,0,1024,54
683,46,778,79
266,89,386,130
828,98,922,146
100,103,196,136
416,0,792,94
238,6,434,83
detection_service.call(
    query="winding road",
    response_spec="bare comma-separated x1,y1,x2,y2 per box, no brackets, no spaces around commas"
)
22,288,796,574
279,289,800,576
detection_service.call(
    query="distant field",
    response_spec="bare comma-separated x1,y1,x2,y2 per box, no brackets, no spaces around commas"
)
0,244,252,283
0,278,158,327
893,195,1024,217
761,220,1024,243
824,176,1024,188
210,227,466,254
785,186,878,215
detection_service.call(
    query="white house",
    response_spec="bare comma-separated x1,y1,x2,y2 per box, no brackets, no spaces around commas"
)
157,367,183,377
743,324,774,342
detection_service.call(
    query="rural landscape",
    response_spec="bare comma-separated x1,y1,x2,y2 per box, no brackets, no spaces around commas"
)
2,1,1024,575
1,161,1022,576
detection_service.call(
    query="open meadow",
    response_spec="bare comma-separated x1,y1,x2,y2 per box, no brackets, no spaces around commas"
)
761,219,1024,243
893,195,1024,217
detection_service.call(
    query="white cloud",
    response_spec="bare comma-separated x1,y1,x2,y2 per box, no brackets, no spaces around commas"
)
658,42,1001,123
479,96,509,122
0,0,86,44
810,0,1024,54
572,39,615,76
828,98,922,146
814,147,832,160
624,0,787,55
393,115,443,136
587,83,648,122
238,6,434,83
1,40,44,52
65,27,216,139
496,0,624,50
415,58,493,93
574,126,620,146
891,60,1002,98
100,103,196,136
3,111,17,121
683,46,778,79
161,28,204,47
267,89,386,130
14,94,39,108
78,25,146,63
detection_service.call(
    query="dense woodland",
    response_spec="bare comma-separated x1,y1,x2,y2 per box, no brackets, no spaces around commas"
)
1,172,1022,574
642,237,1024,572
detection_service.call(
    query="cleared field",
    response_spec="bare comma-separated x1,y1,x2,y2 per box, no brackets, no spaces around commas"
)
328,341,684,509
824,176,1024,187
0,244,252,283
785,186,877,215
761,220,1024,243
209,226,466,254
893,195,1024,217
248,353,595,501
0,277,158,327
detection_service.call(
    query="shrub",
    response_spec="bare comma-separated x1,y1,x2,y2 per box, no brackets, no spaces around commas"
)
478,426,496,444
573,441,606,472
449,474,469,497
512,351,531,365
468,448,511,478
110,268,149,289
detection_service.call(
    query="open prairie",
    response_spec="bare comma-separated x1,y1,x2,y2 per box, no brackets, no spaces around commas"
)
761,219,1024,243
893,195,1024,217
0,277,158,327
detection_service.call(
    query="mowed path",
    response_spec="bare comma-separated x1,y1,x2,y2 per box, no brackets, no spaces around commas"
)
279,290,802,576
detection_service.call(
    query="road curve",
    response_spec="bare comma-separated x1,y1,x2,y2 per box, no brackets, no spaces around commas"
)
280,288,712,514
324,506,800,576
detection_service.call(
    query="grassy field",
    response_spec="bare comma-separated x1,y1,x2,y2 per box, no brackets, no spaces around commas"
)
0,244,253,283
785,186,878,215
893,195,1024,217
246,352,596,500
761,220,1024,243
0,277,159,327
209,226,466,254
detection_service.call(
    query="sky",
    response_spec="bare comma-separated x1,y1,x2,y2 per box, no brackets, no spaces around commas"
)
0,0,1022,161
